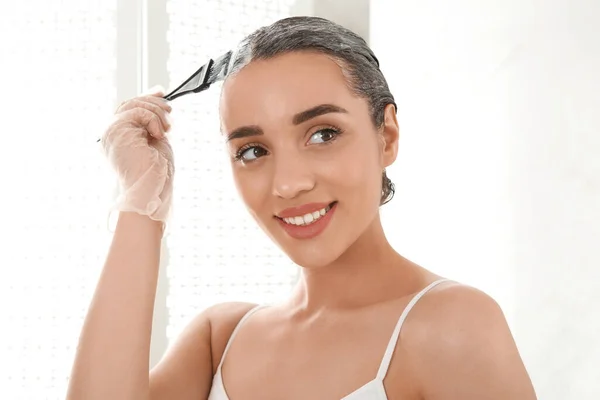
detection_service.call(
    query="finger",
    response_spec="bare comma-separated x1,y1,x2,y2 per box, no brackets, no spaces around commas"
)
115,93,172,115
135,108,166,139
116,96,171,116
140,94,172,114
116,99,171,132
116,108,166,139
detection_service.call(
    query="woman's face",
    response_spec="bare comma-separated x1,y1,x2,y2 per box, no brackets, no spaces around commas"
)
220,51,398,268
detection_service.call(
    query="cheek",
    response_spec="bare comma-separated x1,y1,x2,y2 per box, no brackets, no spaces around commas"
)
232,166,272,215
325,133,382,199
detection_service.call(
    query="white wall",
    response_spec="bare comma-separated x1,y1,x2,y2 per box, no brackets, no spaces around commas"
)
371,0,600,398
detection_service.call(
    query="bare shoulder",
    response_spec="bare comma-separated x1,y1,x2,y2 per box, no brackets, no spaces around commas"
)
416,281,503,330
404,281,538,399
400,281,502,357
204,301,259,372
149,301,256,400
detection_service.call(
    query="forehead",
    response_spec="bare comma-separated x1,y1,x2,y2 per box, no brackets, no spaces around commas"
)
219,52,361,130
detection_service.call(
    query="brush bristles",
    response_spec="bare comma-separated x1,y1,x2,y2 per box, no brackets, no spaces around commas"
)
208,51,233,83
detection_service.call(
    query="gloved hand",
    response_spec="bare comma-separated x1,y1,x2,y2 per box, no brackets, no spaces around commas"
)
100,87,174,228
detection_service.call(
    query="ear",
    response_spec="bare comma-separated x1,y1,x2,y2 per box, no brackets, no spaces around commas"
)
379,103,399,168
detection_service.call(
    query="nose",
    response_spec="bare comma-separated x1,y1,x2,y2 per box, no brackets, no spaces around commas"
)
271,151,315,199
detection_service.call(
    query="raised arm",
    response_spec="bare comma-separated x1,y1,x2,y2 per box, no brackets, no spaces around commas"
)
67,89,174,399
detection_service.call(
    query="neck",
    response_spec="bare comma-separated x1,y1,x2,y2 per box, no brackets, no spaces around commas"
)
288,213,418,314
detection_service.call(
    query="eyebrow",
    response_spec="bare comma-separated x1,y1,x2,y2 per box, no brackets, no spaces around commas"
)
226,103,348,142
292,104,348,125
226,125,263,142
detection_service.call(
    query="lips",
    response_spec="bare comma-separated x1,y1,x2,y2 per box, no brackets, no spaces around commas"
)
276,202,335,219
275,201,338,240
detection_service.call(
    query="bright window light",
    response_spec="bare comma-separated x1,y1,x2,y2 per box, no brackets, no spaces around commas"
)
0,2,118,399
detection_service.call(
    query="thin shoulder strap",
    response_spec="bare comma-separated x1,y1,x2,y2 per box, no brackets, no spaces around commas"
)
376,278,451,380
217,304,266,370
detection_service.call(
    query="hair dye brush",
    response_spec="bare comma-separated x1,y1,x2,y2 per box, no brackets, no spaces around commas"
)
97,51,233,142
162,50,233,101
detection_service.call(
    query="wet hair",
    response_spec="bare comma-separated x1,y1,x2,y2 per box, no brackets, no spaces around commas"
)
225,16,396,205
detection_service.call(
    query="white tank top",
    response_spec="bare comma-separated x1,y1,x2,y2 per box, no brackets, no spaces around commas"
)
208,278,450,400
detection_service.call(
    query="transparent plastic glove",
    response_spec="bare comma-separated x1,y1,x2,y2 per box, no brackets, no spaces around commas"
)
100,88,174,228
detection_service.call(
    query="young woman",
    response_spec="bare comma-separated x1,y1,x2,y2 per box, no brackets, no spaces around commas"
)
67,17,537,400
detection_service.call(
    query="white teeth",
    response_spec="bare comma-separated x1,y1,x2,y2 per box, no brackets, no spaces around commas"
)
281,204,333,226
304,213,314,224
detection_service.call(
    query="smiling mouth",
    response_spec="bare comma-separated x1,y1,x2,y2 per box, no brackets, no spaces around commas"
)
276,201,337,226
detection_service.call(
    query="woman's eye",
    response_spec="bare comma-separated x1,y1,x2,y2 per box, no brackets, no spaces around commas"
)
307,128,339,144
237,146,268,162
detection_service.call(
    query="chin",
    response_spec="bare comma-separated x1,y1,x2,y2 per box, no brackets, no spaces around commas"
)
266,225,357,270
282,243,347,269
